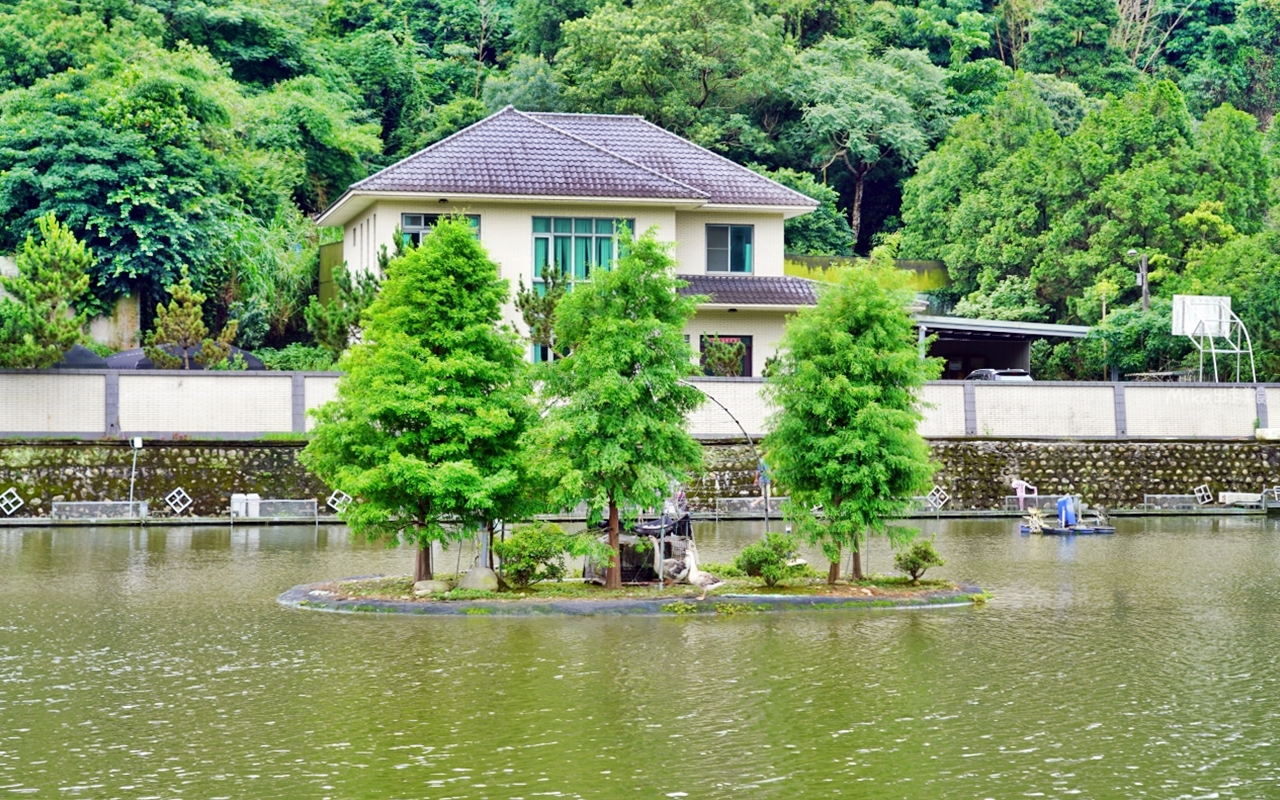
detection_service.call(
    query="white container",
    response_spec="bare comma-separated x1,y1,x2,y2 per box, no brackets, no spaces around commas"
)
230,493,247,518
245,493,261,518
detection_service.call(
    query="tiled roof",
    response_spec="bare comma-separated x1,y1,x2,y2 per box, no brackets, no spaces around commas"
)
345,107,818,208
678,274,819,306
528,112,819,207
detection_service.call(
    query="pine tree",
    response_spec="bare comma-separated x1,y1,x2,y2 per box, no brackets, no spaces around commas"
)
143,271,238,370
535,231,704,590
0,213,91,368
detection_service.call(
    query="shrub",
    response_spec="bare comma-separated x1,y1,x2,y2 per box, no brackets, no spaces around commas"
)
493,522,608,589
256,342,336,371
894,538,945,583
733,532,807,588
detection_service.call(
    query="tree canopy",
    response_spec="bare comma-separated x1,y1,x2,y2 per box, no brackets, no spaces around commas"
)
300,218,535,581
533,230,704,589
765,254,940,583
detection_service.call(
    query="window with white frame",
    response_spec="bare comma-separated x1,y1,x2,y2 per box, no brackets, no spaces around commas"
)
401,213,480,246
706,224,753,273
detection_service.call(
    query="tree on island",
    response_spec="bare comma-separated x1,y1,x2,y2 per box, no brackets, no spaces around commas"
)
300,218,535,582
764,252,940,583
0,213,92,369
535,230,704,590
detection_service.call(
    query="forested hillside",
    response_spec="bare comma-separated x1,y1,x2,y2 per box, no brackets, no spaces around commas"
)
0,0,1275,374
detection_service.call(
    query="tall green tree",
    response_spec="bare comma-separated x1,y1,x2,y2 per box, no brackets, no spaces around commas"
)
0,214,92,368
764,255,940,583
535,231,704,590
555,0,786,149
301,219,534,582
791,38,951,250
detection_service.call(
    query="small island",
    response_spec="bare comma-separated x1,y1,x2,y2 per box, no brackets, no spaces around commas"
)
280,573,989,617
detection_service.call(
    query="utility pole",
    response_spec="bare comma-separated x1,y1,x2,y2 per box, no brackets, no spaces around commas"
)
1128,249,1149,311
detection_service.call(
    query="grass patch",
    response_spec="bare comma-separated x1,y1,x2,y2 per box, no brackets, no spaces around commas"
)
713,602,757,615
259,431,310,441
662,601,701,615
464,606,494,615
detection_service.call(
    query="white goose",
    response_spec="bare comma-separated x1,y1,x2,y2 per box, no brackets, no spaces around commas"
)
683,540,725,600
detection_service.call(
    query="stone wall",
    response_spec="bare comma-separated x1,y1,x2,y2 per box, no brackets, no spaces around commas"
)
3,439,1279,518
0,441,328,518
689,439,1280,511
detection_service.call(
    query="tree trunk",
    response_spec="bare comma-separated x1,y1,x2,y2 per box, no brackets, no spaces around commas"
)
414,543,432,582
850,171,866,252
827,543,841,585
850,545,864,582
606,497,622,590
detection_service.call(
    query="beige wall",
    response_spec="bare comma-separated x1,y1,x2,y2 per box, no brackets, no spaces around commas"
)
1126,386,1257,438
975,384,1117,437
303,376,340,431
686,309,791,378
674,211,785,277
118,375,293,433
686,378,770,438
919,384,966,437
0,374,104,432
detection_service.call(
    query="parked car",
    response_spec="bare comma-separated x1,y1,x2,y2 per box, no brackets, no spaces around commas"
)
964,368,1033,381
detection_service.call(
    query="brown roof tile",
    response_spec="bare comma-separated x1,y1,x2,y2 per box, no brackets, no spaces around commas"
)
345,108,817,208
678,274,819,306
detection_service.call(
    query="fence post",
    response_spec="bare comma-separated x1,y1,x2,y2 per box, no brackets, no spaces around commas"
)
1113,384,1127,438
1256,385,1268,430
291,374,306,433
105,371,120,437
963,383,977,436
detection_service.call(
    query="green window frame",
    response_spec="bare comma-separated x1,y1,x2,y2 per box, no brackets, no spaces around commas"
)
401,213,480,246
706,224,753,273
532,217,634,284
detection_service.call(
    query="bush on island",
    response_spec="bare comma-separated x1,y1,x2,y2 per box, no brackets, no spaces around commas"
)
734,532,808,588
493,522,609,590
894,538,945,583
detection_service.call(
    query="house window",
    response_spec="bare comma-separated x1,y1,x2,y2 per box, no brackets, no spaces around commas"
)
700,334,753,377
532,217,634,285
401,214,480,246
706,224,753,273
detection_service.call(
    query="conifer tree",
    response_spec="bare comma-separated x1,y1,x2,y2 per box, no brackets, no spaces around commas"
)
764,255,940,583
300,218,534,582
143,271,238,369
0,213,91,368
535,231,704,590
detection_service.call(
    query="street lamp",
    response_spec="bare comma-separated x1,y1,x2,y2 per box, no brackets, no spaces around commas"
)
128,437,143,516
1127,248,1149,312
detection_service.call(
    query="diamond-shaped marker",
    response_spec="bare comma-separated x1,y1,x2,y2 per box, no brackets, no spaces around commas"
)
165,487,193,514
1193,484,1213,505
327,490,352,513
0,487,23,516
926,486,950,510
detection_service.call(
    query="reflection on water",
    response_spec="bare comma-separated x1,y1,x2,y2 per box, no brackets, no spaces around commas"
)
4,517,1280,798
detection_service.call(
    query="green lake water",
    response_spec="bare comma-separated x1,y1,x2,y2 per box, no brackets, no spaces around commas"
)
3,516,1280,799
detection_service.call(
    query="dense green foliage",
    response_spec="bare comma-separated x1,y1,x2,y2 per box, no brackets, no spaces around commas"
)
0,0,1275,366
0,214,92,368
300,219,535,580
492,522,607,589
893,537,945,583
765,255,940,583
533,231,704,589
734,532,808,588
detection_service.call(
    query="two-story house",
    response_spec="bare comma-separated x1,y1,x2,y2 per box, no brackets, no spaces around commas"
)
315,106,820,377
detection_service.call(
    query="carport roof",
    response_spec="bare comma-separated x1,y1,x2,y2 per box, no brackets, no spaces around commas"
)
915,316,1092,340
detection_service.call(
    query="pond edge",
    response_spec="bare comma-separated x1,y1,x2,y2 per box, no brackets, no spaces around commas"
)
278,580,990,617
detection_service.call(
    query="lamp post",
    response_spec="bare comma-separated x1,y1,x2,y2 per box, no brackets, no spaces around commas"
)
1127,249,1149,311
128,437,143,516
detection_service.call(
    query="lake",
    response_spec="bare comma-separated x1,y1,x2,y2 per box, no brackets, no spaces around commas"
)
2,515,1279,798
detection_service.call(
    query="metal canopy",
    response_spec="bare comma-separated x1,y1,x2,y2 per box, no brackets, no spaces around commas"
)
914,315,1092,340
